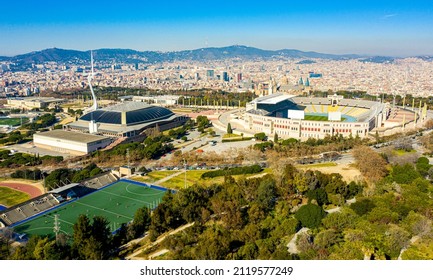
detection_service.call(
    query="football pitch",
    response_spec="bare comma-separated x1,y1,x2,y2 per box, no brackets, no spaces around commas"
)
304,115,328,121
304,114,347,122
13,180,168,239
0,117,29,126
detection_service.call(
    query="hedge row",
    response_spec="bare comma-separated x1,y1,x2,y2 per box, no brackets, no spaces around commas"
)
221,137,253,143
201,164,262,178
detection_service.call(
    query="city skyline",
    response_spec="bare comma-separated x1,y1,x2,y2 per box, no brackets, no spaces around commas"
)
1,1,433,56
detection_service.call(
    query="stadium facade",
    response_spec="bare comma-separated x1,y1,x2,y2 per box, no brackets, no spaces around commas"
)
244,93,389,140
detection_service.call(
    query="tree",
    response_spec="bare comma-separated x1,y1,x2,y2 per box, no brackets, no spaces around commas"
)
391,164,421,184
314,229,339,248
416,157,431,177
45,168,73,190
375,130,380,143
350,198,375,216
294,204,326,228
235,242,258,260
149,192,184,241
191,225,231,260
322,208,358,231
227,123,233,134
402,211,432,236
0,228,14,259
293,172,308,194
306,188,328,206
394,138,413,152
129,206,151,239
353,145,388,183
72,215,111,260
89,167,102,177
72,215,92,258
256,178,277,212
274,132,278,143
254,132,267,141
383,225,410,259
196,115,211,130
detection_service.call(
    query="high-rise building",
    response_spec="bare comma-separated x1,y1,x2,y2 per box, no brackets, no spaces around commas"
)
222,71,229,82
206,70,215,79
236,73,243,83
298,77,304,85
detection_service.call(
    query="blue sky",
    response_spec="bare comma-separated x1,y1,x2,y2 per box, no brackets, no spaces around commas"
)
1,0,433,56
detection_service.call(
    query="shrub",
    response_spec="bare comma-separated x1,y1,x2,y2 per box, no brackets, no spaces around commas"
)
201,165,262,179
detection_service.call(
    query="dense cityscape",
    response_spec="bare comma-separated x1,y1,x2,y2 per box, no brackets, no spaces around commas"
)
1,50,433,97
1,1,433,279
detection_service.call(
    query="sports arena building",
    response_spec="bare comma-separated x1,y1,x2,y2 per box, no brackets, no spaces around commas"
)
243,93,390,140
67,102,188,138
33,130,112,155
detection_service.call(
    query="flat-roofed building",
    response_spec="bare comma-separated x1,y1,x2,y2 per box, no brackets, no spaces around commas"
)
33,130,112,155
131,95,180,106
6,97,66,109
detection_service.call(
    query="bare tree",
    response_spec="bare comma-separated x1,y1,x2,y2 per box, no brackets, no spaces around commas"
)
353,145,388,183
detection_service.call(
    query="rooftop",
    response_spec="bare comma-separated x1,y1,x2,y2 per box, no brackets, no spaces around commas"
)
8,96,65,102
252,93,295,105
34,130,111,144
69,113,179,134
99,101,153,113
79,102,175,126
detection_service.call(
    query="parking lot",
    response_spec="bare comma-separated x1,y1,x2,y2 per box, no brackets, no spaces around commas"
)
4,142,73,159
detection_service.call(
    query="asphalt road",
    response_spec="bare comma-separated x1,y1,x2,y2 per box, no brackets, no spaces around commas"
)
4,142,73,158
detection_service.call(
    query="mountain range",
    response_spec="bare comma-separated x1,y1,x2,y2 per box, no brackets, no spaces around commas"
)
0,45,367,66
5,45,429,66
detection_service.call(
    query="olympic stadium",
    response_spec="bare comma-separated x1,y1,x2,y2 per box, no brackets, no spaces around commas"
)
236,92,416,140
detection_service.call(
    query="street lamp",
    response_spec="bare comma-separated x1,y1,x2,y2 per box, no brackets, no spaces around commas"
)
183,159,187,189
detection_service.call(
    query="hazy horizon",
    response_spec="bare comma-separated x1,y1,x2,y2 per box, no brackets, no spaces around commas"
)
1,0,432,57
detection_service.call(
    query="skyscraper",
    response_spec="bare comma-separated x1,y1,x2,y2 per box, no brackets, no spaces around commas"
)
206,70,215,79
222,71,229,82
236,73,242,83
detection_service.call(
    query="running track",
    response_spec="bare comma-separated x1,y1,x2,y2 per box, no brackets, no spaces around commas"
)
0,182,42,198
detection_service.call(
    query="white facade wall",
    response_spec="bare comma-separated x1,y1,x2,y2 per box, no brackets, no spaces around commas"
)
34,135,111,154
246,112,370,140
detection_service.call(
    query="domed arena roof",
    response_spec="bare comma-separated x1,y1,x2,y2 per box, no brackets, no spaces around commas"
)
80,102,174,126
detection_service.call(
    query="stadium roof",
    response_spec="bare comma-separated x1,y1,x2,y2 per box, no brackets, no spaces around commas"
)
79,102,174,126
251,93,295,105
247,109,269,116
49,183,81,194
34,130,111,144
98,102,153,113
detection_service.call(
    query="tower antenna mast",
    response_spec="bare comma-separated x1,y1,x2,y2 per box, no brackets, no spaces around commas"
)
88,50,98,111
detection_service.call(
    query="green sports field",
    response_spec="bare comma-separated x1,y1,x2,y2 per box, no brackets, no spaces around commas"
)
304,114,347,122
0,117,29,126
0,186,31,207
13,180,168,239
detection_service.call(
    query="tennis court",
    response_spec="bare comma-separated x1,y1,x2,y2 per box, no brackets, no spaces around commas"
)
13,179,168,239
